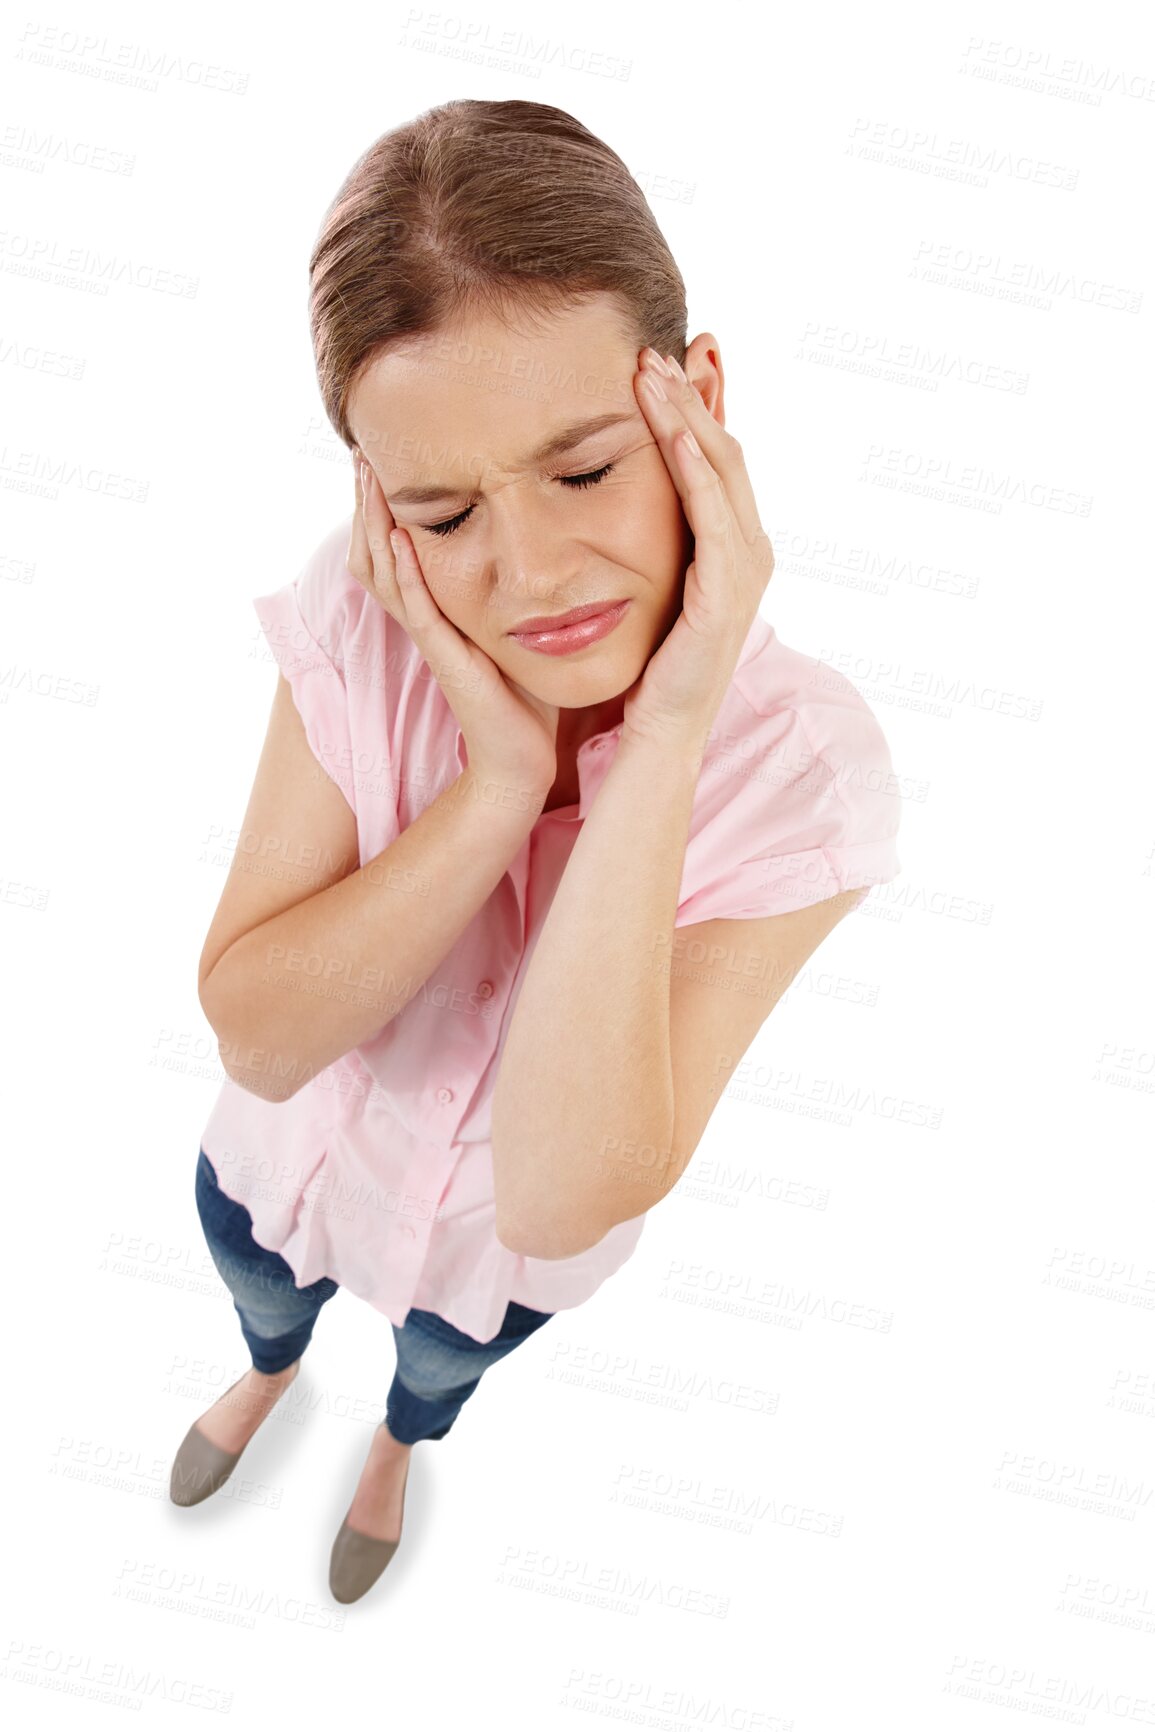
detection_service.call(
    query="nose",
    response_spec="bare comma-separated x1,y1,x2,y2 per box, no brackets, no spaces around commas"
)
479,477,581,618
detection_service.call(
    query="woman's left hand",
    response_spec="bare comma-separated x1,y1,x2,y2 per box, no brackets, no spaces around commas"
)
619,347,775,753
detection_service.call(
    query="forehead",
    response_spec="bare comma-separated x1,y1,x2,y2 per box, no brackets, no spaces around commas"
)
348,295,641,488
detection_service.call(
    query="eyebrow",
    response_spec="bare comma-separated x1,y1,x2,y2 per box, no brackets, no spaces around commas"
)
383,412,639,507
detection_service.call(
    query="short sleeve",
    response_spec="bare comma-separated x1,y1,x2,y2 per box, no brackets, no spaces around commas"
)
251,527,359,816
675,702,902,925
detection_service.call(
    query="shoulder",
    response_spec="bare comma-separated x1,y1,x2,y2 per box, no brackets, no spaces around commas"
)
717,622,900,843
673,621,902,920
262,513,423,696
730,621,894,759
289,515,378,665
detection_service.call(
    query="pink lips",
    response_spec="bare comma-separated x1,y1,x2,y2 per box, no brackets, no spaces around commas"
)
508,600,630,656
508,598,629,633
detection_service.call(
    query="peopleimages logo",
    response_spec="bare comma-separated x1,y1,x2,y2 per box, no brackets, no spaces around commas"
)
859,445,1093,517
795,320,1029,394
912,239,1143,314
846,117,1079,190
958,35,1155,104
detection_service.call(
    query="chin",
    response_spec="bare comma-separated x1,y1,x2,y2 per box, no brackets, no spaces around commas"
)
522,653,642,705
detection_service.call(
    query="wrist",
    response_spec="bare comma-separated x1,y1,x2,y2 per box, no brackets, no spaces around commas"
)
617,720,708,781
456,764,550,822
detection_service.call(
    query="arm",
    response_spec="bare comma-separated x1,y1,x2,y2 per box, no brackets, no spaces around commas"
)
490,731,867,1261
491,730,695,1257
200,675,541,1101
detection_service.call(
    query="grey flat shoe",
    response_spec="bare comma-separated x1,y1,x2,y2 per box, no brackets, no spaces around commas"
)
169,1421,244,1507
329,1450,411,1604
169,1364,299,1507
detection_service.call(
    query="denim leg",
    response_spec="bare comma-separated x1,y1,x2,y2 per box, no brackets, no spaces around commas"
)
195,1147,339,1374
385,1301,556,1444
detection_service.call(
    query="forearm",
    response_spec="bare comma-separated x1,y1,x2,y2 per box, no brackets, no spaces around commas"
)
202,766,541,1102
491,733,700,1257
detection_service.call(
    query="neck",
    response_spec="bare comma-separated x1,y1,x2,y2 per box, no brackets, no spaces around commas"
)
555,699,624,766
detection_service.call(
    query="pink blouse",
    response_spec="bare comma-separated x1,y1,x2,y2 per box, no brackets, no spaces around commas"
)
199,517,902,1343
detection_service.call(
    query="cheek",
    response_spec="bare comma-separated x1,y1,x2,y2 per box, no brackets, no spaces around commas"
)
633,447,684,523
625,486,687,583
423,546,487,617
596,472,683,557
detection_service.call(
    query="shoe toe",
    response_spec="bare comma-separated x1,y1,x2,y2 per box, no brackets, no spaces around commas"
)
169,1424,243,1507
329,1520,401,1603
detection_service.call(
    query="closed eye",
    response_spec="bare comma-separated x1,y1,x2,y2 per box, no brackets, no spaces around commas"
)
421,463,617,539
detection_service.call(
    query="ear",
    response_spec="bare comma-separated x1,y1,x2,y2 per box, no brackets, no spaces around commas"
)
682,332,725,425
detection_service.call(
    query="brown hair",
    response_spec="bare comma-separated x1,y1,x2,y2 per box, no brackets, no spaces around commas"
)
308,98,688,449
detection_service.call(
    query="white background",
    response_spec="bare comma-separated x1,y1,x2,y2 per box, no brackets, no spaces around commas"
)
3,0,1154,1725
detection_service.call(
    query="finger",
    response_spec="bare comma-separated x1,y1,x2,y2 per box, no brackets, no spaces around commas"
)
385,524,443,631
355,449,472,660
384,519,488,704
347,447,376,589
353,452,407,619
636,354,763,546
349,448,491,712
633,367,735,566
347,448,367,579
662,356,764,542
669,424,735,563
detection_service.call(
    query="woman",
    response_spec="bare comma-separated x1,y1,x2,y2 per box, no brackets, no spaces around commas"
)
172,98,902,1606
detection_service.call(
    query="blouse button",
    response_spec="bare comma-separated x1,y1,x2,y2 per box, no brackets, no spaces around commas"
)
478,980,494,999
437,1087,454,1104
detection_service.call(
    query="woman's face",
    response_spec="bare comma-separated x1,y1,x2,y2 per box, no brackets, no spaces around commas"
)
346,294,717,722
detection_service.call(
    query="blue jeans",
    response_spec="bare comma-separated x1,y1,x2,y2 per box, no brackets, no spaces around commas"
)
194,1147,555,1444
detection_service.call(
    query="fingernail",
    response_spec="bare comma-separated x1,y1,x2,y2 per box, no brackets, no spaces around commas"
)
360,460,370,494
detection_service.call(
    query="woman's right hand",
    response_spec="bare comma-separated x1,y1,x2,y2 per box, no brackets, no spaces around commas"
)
347,446,559,803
